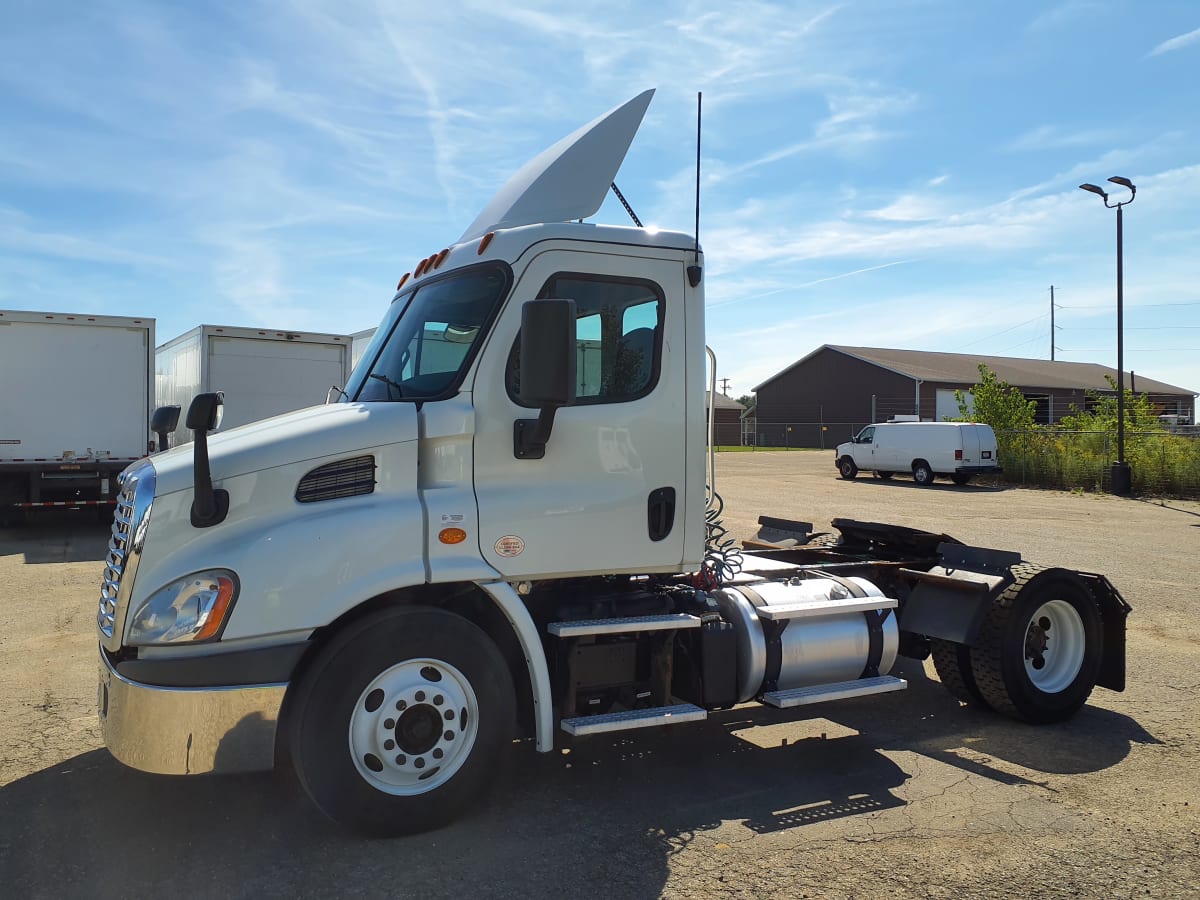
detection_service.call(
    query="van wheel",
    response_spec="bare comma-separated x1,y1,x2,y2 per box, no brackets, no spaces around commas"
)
288,606,515,836
912,461,935,486
876,471,894,480
969,568,1103,724
838,457,858,479
951,473,972,486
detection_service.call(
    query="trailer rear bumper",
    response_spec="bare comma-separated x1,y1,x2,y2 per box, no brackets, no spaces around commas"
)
98,647,287,775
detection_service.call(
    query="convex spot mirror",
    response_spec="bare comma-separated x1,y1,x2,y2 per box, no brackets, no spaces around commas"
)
186,391,224,432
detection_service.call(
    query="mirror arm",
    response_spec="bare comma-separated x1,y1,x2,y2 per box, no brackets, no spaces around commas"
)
513,406,558,460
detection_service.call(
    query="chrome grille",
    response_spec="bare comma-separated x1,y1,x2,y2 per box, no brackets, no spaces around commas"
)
96,462,154,642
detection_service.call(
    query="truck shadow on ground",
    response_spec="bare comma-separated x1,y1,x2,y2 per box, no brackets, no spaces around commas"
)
0,513,110,564
0,658,1158,899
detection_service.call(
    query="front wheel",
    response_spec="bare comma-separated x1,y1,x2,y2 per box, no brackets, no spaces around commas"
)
288,607,515,836
838,457,858,479
969,568,1103,724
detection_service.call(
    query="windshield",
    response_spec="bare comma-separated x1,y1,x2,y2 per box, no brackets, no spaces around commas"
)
347,264,511,402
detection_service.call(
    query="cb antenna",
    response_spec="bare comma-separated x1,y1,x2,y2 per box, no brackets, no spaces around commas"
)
687,91,703,288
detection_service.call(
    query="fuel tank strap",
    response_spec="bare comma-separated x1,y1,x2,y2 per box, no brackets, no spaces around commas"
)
737,586,784,694
817,574,889,679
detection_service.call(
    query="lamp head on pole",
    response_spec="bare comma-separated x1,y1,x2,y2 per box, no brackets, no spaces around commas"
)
1079,183,1108,201
1108,175,1136,201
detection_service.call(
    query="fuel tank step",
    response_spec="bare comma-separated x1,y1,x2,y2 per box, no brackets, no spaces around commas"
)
560,703,708,735
547,613,702,637
761,675,907,708
755,596,898,621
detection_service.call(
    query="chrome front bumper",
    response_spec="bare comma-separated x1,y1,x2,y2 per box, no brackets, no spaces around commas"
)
98,648,287,775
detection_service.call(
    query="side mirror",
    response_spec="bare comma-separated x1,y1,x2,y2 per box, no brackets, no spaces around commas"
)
186,392,224,431
186,392,228,528
150,405,181,452
515,299,577,459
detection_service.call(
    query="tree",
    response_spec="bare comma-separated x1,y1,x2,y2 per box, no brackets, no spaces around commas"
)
736,394,754,409
1058,377,1165,432
951,364,1038,431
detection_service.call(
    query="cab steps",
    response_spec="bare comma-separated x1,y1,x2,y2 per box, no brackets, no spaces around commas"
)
560,702,707,736
761,675,907,709
547,613,701,637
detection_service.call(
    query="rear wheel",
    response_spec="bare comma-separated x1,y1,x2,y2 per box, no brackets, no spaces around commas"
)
288,606,515,836
969,568,1102,724
930,638,986,705
951,473,972,486
912,461,935,486
838,457,858,480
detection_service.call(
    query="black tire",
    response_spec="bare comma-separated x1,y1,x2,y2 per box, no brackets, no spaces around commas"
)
912,461,935,486
288,606,516,836
969,567,1103,724
951,473,972,486
838,457,858,480
930,638,987,706
876,471,894,480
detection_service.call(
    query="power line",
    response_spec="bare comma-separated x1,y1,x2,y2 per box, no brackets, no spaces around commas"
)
958,312,1049,349
1059,300,1200,310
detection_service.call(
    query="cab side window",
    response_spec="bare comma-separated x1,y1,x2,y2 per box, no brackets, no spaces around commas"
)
859,427,875,444
507,272,664,405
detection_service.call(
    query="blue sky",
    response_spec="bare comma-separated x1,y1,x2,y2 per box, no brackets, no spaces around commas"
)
2,1,1198,398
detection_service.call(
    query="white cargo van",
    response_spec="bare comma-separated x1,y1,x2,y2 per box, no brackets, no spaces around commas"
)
835,421,1001,486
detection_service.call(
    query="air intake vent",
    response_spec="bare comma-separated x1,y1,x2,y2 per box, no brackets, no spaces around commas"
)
296,456,376,503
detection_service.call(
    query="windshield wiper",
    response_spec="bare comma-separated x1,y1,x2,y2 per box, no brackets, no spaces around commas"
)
369,373,405,399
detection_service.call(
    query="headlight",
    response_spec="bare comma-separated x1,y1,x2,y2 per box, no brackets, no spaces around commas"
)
127,569,239,645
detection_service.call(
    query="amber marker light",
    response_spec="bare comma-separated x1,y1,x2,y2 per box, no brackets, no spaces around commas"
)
434,248,450,268
194,575,237,641
477,232,495,254
396,273,410,290
439,527,468,545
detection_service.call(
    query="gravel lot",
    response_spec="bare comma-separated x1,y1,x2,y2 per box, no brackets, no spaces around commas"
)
1,450,1198,898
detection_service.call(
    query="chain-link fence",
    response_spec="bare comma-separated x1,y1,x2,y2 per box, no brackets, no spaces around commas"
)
996,429,1200,497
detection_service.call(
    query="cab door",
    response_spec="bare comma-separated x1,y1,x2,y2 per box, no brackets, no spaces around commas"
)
470,246,690,578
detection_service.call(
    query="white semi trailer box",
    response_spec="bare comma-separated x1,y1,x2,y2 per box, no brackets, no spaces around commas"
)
0,309,154,521
155,325,352,446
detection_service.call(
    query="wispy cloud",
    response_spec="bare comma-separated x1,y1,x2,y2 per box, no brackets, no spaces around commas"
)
1026,1,1102,32
1006,124,1113,152
1148,26,1200,57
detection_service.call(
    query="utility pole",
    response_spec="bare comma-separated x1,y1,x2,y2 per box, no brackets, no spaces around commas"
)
1050,285,1055,361
718,377,730,396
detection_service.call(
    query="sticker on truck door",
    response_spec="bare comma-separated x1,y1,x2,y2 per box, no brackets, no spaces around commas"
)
494,535,525,558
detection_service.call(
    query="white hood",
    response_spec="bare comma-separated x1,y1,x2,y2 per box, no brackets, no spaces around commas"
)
457,89,655,243
150,402,418,496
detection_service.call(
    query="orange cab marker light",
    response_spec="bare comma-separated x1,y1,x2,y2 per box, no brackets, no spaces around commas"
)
477,232,495,255
433,248,449,269
397,273,410,290
439,527,467,545
195,576,236,641
414,258,428,277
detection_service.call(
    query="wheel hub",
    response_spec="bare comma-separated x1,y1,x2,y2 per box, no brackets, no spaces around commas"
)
349,659,478,796
1023,600,1086,693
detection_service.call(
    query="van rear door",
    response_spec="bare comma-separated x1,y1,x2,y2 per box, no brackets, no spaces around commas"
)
960,425,985,466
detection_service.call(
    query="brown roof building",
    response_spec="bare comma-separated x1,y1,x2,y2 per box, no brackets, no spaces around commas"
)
751,345,1196,448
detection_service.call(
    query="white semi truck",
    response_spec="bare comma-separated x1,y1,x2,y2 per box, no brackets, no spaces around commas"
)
155,324,353,448
0,310,155,524
95,90,1130,836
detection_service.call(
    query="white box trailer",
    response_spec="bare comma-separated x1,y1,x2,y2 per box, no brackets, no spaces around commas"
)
155,325,352,446
0,309,154,522
350,327,377,371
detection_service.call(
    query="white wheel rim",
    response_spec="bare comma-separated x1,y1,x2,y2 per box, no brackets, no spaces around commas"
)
348,658,479,796
1024,599,1085,693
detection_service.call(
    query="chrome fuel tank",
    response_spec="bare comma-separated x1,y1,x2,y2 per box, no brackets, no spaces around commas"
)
713,577,899,703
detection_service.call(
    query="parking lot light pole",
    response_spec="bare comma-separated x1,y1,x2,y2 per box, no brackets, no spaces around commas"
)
1079,177,1136,495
